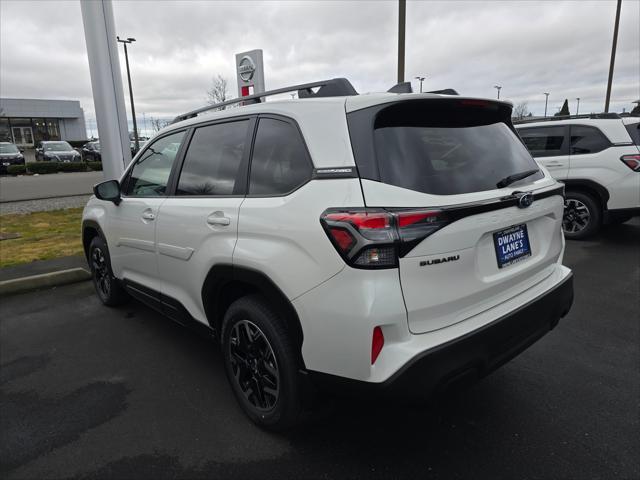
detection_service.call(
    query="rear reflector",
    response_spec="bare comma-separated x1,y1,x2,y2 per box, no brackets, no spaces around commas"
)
621,154,640,172
371,326,384,364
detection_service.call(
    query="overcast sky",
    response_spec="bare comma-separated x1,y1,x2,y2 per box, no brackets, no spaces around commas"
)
1,0,639,136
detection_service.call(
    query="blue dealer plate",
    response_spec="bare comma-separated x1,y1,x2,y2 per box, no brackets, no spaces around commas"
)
493,224,532,269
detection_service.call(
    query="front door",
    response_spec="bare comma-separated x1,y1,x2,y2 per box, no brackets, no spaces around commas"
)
106,130,186,292
12,127,34,147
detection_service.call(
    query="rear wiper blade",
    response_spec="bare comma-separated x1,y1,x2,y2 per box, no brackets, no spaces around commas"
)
496,169,539,189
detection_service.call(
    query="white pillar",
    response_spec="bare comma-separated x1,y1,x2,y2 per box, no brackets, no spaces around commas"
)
80,0,131,180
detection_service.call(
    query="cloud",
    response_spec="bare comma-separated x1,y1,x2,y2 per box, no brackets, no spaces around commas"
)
1,0,638,134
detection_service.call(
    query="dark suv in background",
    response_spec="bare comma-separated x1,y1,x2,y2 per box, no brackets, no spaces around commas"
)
82,141,101,162
35,141,82,162
0,142,25,173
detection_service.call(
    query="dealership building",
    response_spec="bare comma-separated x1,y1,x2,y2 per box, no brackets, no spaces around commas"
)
0,98,87,147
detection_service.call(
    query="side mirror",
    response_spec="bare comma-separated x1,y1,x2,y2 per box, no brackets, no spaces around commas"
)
94,179,121,205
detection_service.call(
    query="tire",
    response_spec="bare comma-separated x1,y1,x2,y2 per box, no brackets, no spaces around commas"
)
562,191,602,240
88,236,129,306
221,295,302,431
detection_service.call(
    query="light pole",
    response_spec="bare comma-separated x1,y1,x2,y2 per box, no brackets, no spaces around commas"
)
544,92,550,117
415,76,426,93
397,0,406,83
576,98,580,116
494,85,502,99
117,36,139,151
604,0,622,113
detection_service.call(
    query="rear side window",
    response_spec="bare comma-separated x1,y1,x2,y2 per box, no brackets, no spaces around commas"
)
349,100,542,196
249,118,312,195
177,120,249,196
625,123,640,145
518,126,567,158
123,130,185,196
569,125,610,155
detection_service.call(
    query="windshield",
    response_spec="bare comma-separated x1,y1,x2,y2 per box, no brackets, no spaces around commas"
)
348,99,543,195
44,142,73,151
0,144,19,154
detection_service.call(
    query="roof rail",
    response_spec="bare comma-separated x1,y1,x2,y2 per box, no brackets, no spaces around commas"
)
513,112,621,125
172,78,358,123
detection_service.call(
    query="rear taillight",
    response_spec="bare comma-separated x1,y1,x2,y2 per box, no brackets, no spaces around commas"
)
320,208,450,268
371,326,384,364
621,154,640,172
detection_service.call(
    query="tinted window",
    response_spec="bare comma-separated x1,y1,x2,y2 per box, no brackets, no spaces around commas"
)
123,130,185,196
625,122,639,145
518,126,567,158
569,125,610,154
177,120,249,196
249,118,312,195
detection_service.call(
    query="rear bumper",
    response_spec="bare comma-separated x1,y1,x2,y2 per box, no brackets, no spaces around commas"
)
309,271,573,399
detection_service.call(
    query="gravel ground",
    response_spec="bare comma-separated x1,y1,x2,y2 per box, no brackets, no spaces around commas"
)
0,195,90,215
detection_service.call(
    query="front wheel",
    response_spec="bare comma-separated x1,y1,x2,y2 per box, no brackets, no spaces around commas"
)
562,191,602,240
221,295,303,431
89,236,128,306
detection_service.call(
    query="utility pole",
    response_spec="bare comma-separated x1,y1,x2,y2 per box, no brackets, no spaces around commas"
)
397,0,406,83
142,112,148,138
544,92,550,117
117,36,139,151
604,0,622,113
576,98,580,116
494,85,502,99
415,76,426,93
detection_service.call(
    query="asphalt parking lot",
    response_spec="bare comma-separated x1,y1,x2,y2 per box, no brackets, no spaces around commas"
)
1,220,638,480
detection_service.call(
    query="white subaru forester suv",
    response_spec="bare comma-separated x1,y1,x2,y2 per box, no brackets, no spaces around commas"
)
516,115,640,239
83,79,573,430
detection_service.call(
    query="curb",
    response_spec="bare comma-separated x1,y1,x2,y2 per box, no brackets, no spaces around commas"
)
0,268,91,297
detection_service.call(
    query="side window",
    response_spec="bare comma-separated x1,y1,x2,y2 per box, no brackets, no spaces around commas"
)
176,120,249,196
249,118,312,195
518,126,567,158
569,125,610,155
625,123,640,145
123,130,185,196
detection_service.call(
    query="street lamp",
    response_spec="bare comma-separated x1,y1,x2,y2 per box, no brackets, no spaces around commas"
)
576,97,580,116
116,36,139,151
415,76,426,93
543,92,550,117
494,85,502,99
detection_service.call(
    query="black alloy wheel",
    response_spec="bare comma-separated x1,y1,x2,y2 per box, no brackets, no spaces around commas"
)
228,319,280,411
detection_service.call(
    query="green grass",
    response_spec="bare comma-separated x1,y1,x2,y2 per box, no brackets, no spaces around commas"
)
0,208,84,268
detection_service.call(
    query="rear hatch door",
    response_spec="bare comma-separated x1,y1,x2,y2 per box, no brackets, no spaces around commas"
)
347,97,565,334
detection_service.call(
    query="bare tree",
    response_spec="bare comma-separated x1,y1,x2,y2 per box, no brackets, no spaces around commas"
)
513,101,530,119
150,116,170,133
207,74,230,108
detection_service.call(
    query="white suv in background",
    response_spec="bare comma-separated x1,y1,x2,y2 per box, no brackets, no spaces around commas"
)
516,115,640,239
82,79,573,430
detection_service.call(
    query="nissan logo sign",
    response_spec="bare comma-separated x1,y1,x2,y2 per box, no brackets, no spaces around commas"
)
238,56,256,82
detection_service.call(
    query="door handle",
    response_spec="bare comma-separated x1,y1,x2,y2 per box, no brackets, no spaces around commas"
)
207,211,231,226
141,210,156,221
545,161,563,166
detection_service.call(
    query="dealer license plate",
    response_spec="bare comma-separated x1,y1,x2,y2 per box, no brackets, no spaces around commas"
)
493,224,531,268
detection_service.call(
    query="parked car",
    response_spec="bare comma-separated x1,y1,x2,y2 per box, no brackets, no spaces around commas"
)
82,141,101,162
516,115,640,239
35,141,82,162
83,78,573,430
0,142,26,173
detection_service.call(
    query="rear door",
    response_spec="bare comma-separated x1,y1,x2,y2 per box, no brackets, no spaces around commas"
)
156,117,253,323
518,125,570,179
347,98,564,334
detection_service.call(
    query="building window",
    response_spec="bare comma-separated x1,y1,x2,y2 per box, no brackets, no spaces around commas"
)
46,119,60,140
0,118,10,143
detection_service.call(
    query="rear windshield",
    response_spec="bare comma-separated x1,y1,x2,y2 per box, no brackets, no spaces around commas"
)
625,122,640,145
348,100,543,195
